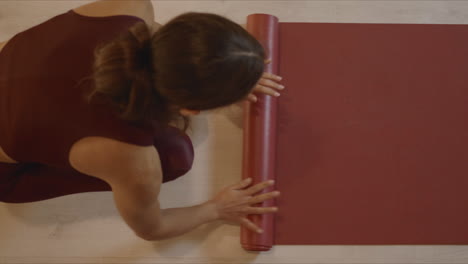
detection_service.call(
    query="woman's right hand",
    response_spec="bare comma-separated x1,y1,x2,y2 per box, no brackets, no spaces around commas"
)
207,178,280,233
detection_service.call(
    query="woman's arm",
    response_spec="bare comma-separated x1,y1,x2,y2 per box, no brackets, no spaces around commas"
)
109,157,218,241
111,178,219,241
70,137,279,241
112,173,280,241
69,137,218,240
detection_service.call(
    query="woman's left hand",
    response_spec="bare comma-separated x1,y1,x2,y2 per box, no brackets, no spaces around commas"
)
246,59,285,103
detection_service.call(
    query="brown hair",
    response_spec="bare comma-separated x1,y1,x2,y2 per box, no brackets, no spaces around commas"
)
87,12,266,130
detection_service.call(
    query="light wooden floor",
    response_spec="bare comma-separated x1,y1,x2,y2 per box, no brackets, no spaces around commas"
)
1,1,468,263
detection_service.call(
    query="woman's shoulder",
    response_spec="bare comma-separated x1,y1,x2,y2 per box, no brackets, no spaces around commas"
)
69,136,162,185
72,0,155,27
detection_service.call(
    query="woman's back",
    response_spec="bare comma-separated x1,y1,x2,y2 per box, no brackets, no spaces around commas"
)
0,4,156,172
0,3,194,205
0,1,161,165
66,1,163,178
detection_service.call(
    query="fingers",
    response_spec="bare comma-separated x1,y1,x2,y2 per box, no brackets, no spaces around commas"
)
244,180,275,196
231,177,252,190
240,217,263,234
247,93,257,102
246,72,283,103
258,76,284,91
254,84,281,97
247,190,280,204
242,206,279,214
262,72,282,82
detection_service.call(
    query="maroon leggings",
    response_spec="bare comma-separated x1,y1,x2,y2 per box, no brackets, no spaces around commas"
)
0,126,194,203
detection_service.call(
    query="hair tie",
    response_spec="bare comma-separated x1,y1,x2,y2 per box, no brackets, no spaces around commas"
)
135,40,153,70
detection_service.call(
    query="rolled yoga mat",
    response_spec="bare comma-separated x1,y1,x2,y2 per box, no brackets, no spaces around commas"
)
241,14,279,251
242,13,468,251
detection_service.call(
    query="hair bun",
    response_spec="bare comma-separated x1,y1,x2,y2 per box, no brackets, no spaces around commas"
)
135,39,153,70
90,21,166,124
127,22,153,71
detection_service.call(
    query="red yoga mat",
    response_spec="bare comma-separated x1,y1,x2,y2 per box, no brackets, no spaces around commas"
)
241,13,468,251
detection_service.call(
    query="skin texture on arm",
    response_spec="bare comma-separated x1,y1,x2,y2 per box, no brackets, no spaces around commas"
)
69,137,219,240
110,166,218,241
104,144,219,240
69,137,164,238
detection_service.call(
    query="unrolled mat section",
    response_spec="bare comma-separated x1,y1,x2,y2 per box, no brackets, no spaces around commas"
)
242,13,468,251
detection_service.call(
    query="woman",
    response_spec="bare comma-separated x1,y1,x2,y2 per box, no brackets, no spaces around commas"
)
0,0,284,241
